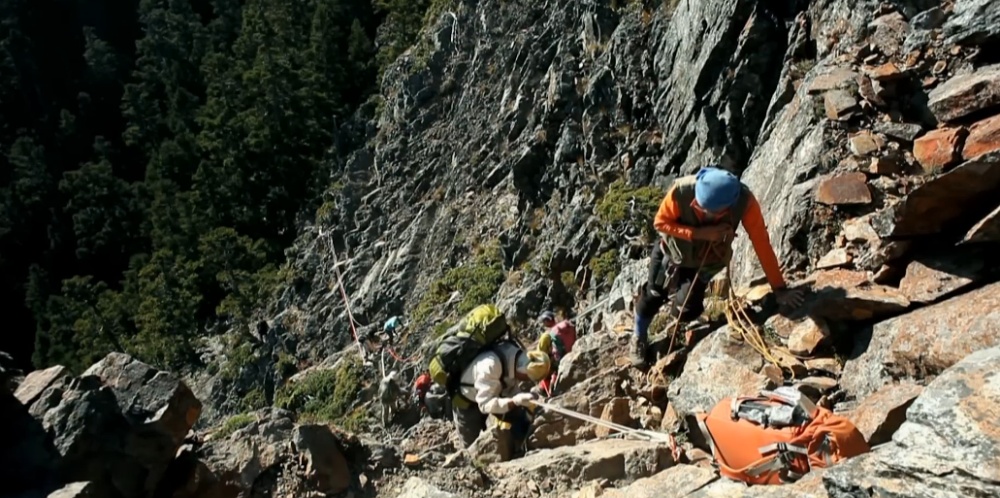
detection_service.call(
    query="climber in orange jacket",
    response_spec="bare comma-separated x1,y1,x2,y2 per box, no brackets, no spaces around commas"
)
630,166,804,367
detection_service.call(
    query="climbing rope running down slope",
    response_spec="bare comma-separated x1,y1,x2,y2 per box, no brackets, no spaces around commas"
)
531,399,683,461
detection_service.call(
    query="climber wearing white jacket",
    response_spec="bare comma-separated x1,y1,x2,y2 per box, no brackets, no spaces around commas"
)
452,341,551,447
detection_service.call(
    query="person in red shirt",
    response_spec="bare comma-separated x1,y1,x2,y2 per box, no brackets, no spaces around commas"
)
535,311,577,396
630,166,803,367
411,372,432,413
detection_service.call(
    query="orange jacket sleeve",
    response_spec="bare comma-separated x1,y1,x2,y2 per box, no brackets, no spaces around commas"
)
653,185,695,240
740,194,786,290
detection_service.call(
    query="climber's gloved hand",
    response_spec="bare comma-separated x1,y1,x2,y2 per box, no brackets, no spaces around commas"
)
512,392,537,407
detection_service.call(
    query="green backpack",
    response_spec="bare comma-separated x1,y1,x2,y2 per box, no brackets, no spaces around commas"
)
428,304,511,398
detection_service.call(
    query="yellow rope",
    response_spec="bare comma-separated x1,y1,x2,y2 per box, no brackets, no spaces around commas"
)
722,262,783,369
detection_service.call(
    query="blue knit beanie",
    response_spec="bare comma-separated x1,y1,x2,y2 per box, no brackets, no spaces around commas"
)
694,166,741,211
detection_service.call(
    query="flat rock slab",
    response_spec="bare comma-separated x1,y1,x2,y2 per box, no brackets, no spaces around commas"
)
393,478,461,498
927,64,1000,123
691,470,828,497
898,254,985,303
815,172,871,205
598,464,717,498
826,346,1000,497
493,439,675,487
913,126,967,173
873,121,923,142
887,150,1000,237
796,269,910,322
842,280,1000,399
807,68,858,94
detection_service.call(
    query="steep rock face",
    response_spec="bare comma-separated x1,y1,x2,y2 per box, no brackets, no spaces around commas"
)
253,0,809,377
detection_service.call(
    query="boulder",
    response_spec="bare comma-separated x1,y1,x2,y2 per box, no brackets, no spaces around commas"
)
292,424,352,494
14,365,69,409
530,373,623,449
807,67,858,94
847,382,923,446
84,352,202,448
691,470,828,497
963,113,1000,160
557,332,626,393
198,408,297,495
897,253,985,303
926,64,1000,123
41,380,145,498
492,439,675,490
786,316,831,356
595,398,633,438
668,327,768,420
873,121,923,142
393,477,461,498
943,0,1000,46
913,127,967,173
0,384,61,498
597,464,717,498
825,346,1000,497
824,90,859,121
842,281,1000,399
881,150,1000,237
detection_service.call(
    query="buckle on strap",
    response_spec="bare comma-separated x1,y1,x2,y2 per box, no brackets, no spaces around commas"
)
745,457,785,477
758,442,809,456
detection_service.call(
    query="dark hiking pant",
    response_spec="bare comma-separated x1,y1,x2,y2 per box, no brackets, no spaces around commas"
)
636,242,719,326
453,403,488,447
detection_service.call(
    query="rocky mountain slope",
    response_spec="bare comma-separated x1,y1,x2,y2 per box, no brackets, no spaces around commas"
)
5,0,1000,497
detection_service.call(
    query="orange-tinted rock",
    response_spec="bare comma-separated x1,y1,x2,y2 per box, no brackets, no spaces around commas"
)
842,281,1000,399
815,172,872,205
866,62,905,81
927,65,1000,123
899,256,984,303
962,203,1000,243
849,382,923,445
885,151,1000,237
913,127,967,173
963,114,1000,160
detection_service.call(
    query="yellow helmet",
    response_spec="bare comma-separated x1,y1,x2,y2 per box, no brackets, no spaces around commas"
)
519,350,552,382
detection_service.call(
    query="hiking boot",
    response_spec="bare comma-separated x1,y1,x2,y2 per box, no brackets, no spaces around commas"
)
629,335,649,368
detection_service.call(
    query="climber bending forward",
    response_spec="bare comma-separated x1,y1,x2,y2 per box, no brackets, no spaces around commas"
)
630,166,804,367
